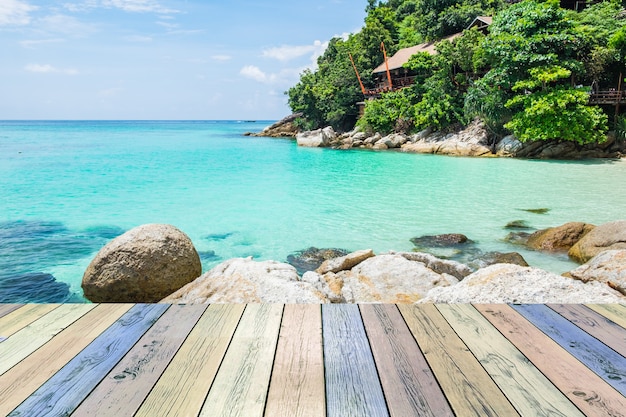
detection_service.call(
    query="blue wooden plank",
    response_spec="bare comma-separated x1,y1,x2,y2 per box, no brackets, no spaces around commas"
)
8,303,169,417
512,304,626,396
322,304,389,417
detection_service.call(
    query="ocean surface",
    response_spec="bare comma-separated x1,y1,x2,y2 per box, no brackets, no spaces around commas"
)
1,120,625,302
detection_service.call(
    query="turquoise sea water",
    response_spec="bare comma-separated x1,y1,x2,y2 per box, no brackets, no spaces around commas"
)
1,120,625,302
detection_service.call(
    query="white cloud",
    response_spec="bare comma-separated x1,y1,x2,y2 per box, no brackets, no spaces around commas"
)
37,14,97,36
240,65,268,83
98,87,123,97
0,0,37,26
125,35,152,42
25,63,78,75
262,40,327,62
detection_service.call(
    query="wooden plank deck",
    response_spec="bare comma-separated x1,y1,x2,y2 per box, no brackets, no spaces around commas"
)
1,304,625,417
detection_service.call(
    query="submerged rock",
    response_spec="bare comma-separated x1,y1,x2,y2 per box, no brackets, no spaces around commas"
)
567,250,626,296
468,251,529,270
162,257,328,303
569,220,626,263
411,233,472,247
82,224,202,303
504,220,532,230
420,264,625,303
526,222,595,252
0,272,78,303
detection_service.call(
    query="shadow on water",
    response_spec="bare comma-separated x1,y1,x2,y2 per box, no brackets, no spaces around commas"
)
0,220,125,302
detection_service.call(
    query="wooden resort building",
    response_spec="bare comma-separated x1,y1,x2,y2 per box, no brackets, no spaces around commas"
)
356,17,493,116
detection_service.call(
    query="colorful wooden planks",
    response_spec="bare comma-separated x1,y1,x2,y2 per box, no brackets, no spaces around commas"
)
8,304,168,417
477,304,626,417
513,304,626,396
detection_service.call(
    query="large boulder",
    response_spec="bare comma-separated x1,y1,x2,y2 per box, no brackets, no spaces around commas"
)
419,264,625,303
252,113,302,138
567,250,626,296
162,257,328,303
296,126,336,147
316,249,375,274
569,220,626,263
401,119,493,157
82,224,202,303
526,222,595,252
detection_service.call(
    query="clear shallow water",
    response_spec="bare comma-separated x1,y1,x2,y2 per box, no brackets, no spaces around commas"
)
1,120,625,302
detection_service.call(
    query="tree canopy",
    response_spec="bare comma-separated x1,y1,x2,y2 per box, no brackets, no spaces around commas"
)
287,0,626,145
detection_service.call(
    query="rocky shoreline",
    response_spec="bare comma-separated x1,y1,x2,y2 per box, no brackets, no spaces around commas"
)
81,220,626,304
248,115,626,159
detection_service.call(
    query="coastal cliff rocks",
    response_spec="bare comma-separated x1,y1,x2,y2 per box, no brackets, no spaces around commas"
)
82,224,201,303
419,264,625,303
248,113,302,138
568,220,626,263
526,222,596,252
296,126,337,147
286,247,349,275
567,250,626,295
161,257,328,303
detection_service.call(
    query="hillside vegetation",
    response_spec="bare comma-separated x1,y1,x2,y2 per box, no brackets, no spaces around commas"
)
287,0,626,144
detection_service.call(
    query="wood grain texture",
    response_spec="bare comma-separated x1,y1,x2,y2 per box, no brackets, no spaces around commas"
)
322,304,390,417
398,304,520,417
0,304,23,320
72,304,207,417
264,304,325,417
0,304,59,339
550,304,626,358
0,303,94,375
586,304,626,329
0,304,132,416
437,304,584,417
360,304,454,417
135,304,245,417
477,304,626,417
200,304,284,417
8,303,168,417
512,304,626,396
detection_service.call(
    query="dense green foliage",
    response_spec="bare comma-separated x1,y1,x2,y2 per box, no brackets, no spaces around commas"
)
288,0,626,144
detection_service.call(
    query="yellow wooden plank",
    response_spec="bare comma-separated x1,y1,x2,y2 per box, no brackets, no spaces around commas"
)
437,304,585,417
264,304,325,417
0,304,95,376
135,304,245,417
0,304,59,338
398,304,520,417
0,303,132,416
200,304,283,417
586,304,626,329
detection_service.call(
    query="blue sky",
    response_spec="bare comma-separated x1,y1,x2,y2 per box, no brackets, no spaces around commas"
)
0,0,366,119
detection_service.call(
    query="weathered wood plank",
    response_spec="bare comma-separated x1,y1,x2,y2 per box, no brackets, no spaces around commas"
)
438,304,584,417
477,304,626,417
0,304,59,339
513,304,626,396
586,304,626,332
200,304,284,417
398,304,519,417
322,304,389,417
550,304,626,358
135,304,245,417
264,304,325,417
360,304,453,417
8,303,169,417
0,303,95,376
72,304,207,417
0,304,23,320
0,304,132,416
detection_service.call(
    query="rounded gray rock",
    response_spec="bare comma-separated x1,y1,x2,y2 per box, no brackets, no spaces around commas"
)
82,224,202,302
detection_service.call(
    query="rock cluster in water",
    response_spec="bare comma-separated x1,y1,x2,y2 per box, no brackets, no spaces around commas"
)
82,221,626,304
253,115,625,159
